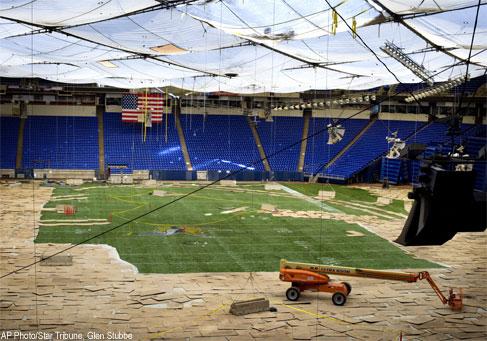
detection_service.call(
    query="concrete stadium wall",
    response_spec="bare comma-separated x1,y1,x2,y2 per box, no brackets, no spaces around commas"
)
0,169,15,178
0,104,96,117
0,103,484,124
33,169,95,179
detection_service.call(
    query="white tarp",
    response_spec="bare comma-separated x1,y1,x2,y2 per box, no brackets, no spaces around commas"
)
0,0,485,92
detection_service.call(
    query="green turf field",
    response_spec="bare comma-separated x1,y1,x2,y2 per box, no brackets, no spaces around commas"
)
35,182,440,273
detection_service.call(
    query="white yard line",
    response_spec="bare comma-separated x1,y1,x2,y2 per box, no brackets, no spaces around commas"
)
279,184,342,213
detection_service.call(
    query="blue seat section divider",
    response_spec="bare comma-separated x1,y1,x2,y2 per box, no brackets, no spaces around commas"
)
304,118,368,174
23,116,99,169
180,114,263,171
0,116,20,168
104,112,185,170
380,158,408,184
256,116,303,172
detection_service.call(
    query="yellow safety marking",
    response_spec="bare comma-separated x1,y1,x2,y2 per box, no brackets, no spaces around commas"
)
110,195,143,205
279,302,342,323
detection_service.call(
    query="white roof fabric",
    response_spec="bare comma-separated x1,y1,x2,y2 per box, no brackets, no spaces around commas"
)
0,0,485,92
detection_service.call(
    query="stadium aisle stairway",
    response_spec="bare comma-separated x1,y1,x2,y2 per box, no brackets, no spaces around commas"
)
297,111,311,172
246,116,271,171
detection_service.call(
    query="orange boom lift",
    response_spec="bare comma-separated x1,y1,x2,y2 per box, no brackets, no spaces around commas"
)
279,259,463,310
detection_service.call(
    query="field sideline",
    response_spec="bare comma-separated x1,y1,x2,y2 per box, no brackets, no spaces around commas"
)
35,182,440,273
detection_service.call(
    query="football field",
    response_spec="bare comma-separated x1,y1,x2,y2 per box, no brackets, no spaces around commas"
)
35,182,440,273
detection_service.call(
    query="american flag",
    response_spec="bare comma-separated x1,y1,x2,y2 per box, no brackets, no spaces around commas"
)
121,93,165,123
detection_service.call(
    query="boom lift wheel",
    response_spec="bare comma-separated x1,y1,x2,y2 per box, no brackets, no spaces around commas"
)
332,292,347,306
286,286,300,301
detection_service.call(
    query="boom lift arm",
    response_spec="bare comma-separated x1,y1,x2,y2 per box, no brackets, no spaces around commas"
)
279,259,463,310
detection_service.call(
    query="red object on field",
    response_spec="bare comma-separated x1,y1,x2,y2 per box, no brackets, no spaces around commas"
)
64,205,76,215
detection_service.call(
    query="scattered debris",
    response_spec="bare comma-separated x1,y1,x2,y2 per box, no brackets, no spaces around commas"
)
221,206,247,214
51,195,88,201
153,190,167,197
346,230,365,237
40,255,73,266
219,180,237,187
139,227,184,237
66,179,83,186
141,179,157,187
40,219,110,226
138,226,203,237
317,190,336,200
376,197,393,205
260,203,276,212
264,183,283,191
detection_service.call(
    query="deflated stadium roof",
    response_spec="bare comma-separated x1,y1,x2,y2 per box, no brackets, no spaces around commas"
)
0,0,485,93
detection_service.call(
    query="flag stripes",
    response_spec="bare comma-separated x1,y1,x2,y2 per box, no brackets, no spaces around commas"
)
121,93,166,123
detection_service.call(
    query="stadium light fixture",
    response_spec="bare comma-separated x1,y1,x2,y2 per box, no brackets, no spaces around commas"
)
381,41,433,85
272,95,375,111
404,74,469,103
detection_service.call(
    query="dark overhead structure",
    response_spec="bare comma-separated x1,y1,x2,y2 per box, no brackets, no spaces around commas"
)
396,162,486,246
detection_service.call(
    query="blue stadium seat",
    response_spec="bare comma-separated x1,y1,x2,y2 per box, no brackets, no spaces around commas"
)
104,112,185,170
0,117,20,169
325,120,428,179
304,118,368,174
450,75,486,95
256,116,303,172
23,116,99,169
181,114,263,171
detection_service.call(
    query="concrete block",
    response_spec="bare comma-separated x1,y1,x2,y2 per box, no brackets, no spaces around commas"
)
0,169,15,178
318,190,336,200
40,255,73,266
219,180,237,187
229,298,270,316
66,179,83,186
197,171,208,181
153,190,167,197
141,179,157,187
261,203,276,212
377,197,393,205
121,175,133,184
265,183,282,191
109,175,122,184
133,170,150,180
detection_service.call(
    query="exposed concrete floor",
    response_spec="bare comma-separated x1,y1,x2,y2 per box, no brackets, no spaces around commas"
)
0,182,486,340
